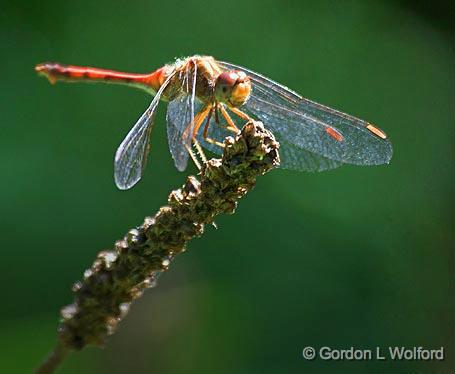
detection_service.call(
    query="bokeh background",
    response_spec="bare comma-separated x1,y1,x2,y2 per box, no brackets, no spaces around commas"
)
1,0,454,372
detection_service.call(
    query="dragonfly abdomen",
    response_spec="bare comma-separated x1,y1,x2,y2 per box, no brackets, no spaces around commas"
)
35,63,165,93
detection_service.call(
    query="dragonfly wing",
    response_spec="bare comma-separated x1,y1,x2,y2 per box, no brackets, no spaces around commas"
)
279,138,342,171
218,61,392,170
166,62,198,171
193,103,339,171
114,73,175,190
194,108,342,171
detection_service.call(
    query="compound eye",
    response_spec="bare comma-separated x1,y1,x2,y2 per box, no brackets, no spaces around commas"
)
217,72,237,88
215,70,251,106
218,72,238,94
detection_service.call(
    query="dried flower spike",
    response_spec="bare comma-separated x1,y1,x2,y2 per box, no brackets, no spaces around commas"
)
37,120,279,374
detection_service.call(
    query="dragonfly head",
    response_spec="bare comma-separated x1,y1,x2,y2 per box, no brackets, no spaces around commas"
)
215,70,251,107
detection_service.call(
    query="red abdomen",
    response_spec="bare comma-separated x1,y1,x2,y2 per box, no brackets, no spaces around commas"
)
35,63,165,92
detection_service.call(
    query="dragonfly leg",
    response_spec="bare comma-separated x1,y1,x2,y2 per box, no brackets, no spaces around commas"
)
204,136,225,148
202,106,214,139
200,105,225,148
215,105,220,125
193,139,207,164
191,105,212,139
185,144,201,170
181,105,211,169
219,104,239,133
229,106,253,122
181,105,210,140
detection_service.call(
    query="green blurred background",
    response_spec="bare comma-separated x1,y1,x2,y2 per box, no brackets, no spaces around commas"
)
1,0,453,372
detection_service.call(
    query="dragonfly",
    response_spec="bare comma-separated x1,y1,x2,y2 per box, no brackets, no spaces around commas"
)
35,55,392,190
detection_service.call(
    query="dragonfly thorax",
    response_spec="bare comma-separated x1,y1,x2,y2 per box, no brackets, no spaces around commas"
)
215,70,251,107
169,57,251,108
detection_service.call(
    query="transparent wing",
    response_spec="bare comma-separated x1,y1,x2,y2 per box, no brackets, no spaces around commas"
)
218,61,392,171
114,73,175,190
278,139,342,171
195,103,341,171
166,62,197,171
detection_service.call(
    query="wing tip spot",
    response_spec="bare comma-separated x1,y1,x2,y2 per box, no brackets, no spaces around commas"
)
366,123,387,139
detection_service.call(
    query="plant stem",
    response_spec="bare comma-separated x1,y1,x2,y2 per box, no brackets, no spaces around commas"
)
36,343,69,374
36,120,280,373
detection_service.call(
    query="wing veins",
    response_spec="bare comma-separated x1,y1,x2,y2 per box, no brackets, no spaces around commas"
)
114,72,175,190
